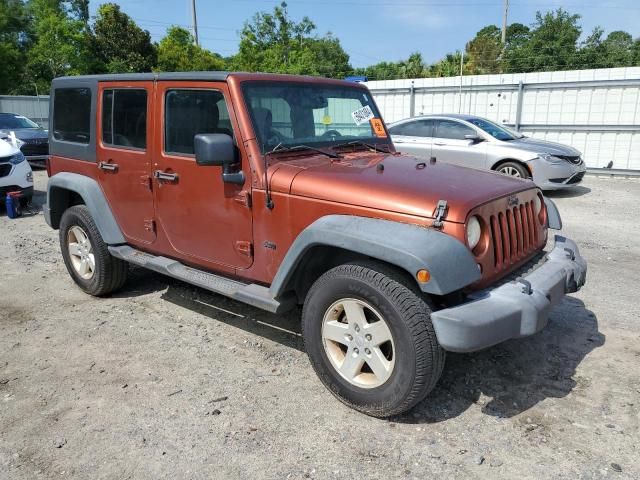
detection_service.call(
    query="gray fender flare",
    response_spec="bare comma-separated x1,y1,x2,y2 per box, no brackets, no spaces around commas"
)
269,215,481,297
45,172,125,245
543,196,562,230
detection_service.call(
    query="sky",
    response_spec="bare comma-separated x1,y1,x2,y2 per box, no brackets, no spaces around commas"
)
88,0,640,68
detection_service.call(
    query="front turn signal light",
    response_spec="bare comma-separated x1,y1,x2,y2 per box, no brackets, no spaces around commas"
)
416,269,431,283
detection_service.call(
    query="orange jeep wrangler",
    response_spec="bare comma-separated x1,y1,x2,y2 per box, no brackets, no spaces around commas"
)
45,72,587,417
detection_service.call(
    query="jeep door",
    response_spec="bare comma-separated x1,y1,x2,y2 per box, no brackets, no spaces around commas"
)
96,81,156,244
431,119,488,168
388,119,434,158
153,82,253,272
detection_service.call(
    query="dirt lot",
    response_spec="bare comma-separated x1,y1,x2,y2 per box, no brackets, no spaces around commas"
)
1,170,639,479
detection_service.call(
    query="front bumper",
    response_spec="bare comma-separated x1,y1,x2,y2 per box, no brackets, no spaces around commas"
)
431,235,587,352
530,158,586,190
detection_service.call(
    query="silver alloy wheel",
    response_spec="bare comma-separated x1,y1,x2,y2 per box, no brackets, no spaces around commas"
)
499,165,521,177
67,226,95,280
321,298,395,389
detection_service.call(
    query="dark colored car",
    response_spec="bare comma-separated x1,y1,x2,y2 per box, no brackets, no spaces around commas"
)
44,72,586,417
0,112,49,167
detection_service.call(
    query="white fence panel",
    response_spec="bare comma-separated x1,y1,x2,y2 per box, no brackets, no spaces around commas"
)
365,67,640,170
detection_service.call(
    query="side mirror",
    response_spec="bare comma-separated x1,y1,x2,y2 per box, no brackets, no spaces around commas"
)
194,133,244,185
464,134,485,144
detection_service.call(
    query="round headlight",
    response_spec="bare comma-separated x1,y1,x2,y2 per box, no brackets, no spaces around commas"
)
533,194,542,214
466,216,481,250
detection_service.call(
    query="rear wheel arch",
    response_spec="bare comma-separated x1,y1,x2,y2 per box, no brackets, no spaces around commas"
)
48,186,85,229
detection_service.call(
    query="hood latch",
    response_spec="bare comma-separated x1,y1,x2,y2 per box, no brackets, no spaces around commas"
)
432,200,448,229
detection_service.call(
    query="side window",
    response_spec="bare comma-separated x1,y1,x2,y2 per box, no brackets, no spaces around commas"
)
53,88,91,144
165,89,232,155
102,89,147,149
434,120,476,140
389,119,433,137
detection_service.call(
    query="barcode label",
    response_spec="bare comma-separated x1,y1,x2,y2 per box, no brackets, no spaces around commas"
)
351,105,375,126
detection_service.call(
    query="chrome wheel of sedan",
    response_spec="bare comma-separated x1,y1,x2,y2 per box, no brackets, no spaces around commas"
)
321,298,395,389
67,226,95,280
499,165,521,177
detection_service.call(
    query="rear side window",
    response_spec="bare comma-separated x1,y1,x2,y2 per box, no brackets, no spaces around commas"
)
53,88,92,144
389,119,434,137
102,89,147,149
164,89,233,155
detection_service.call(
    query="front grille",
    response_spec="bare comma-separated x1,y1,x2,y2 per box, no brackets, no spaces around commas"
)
489,200,540,268
556,155,582,165
20,142,49,156
0,163,12,177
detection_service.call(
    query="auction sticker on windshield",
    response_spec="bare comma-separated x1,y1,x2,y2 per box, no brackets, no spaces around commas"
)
370,118,386,137
351,105,375,126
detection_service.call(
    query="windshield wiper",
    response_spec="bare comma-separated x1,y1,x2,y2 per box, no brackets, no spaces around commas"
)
333,140,392,152
265,143,341,159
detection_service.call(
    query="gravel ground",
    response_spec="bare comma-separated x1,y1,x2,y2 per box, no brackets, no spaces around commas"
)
1,170,639,479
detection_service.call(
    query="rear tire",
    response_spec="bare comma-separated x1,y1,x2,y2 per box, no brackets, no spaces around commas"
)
301,261,445,417
59,205,128,296
496,161,529,179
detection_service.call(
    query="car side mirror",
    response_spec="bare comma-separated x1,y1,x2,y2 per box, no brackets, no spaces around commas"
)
464,134,485,144
194,133,244,185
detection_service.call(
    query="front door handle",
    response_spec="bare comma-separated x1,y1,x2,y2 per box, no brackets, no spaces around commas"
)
154,170,179,183
98,161,119,172
434,142,446,146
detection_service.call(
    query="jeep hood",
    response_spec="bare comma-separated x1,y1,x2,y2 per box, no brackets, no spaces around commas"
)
269,152,535,223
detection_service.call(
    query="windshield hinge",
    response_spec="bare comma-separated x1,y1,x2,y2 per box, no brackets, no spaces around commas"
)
432,200,448,229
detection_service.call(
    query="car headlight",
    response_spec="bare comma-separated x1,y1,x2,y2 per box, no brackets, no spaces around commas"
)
9,152,26,165
466,215,481,250
538,153,562,164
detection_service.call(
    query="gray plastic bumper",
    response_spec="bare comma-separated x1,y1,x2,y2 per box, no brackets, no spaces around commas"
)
431,235,587,353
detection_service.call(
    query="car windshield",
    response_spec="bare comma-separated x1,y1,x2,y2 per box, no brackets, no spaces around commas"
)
0,115,39,130
241,82,390,153
467,117,524,141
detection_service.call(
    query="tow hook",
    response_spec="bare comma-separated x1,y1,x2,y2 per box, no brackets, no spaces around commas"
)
517,278,533,295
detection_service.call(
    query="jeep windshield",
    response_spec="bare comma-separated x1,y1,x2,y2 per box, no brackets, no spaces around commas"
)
241,82,391,154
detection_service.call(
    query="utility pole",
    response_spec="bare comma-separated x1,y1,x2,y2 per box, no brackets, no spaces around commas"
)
191,0,199,46
501,0,509,43
458,49,464,113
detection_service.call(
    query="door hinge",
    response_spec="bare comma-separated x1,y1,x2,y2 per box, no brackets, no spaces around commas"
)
235,241,253,257
234,190,252,208
144,219,155,233
432,200,448,229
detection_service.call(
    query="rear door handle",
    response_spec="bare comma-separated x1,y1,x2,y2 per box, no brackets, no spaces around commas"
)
154,170,179,182
434,142,446,146
98,161,119,172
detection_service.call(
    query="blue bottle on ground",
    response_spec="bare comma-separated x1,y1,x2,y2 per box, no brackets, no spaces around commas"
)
6,192,18,219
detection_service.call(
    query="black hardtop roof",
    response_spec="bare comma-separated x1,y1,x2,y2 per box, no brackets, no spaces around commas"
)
52,71,231,84
50,71,364,88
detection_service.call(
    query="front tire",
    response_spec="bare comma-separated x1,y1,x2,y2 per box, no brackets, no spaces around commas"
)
59,205,128,296
496,161,529,178
302,261,445,417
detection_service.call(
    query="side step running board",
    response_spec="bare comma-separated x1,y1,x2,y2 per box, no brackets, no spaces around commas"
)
108,245,294,314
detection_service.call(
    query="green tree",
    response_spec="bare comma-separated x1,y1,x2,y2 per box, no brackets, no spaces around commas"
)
428,51,464,77
503,9,581,72
156,26,225,72
465,25,502,74
0,0,30,94
93,3,156,73
23,0,95,93
232,1,351,78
